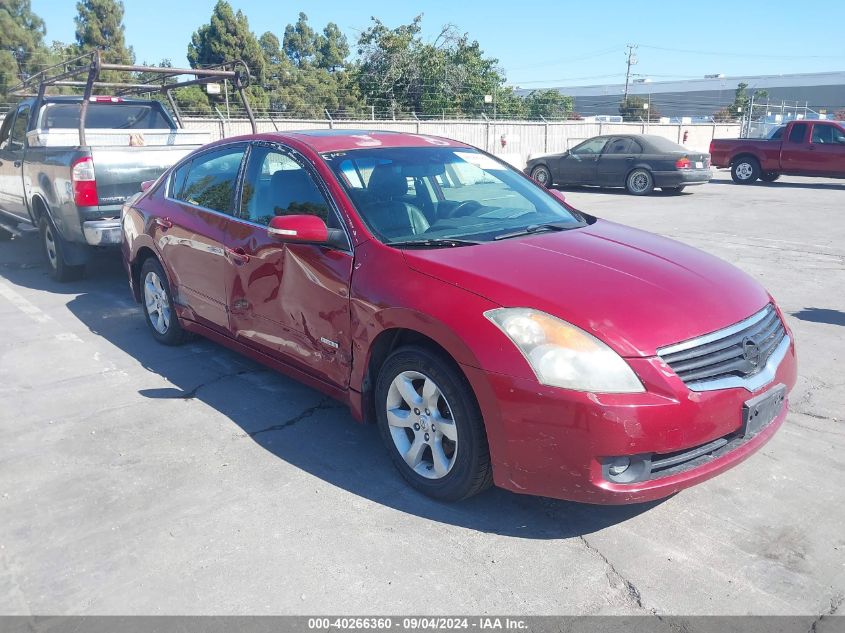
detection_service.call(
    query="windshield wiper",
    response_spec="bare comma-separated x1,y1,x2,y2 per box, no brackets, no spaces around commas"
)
387,238,482,249
494,222,574,241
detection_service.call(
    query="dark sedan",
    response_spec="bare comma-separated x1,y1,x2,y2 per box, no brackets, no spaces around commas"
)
525,134,712,195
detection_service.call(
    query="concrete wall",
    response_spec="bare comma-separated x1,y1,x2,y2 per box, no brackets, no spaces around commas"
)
181,117,741,168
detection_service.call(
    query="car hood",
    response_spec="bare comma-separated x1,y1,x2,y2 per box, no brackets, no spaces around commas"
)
402,220,770,357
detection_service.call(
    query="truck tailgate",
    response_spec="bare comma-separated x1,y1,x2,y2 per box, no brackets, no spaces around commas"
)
90,145,200,209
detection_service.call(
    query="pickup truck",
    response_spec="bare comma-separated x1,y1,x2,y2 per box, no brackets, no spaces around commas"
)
710,119,845,184
0,95,208,280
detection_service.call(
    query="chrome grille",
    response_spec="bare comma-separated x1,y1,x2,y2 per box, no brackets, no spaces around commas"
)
657,305,787,391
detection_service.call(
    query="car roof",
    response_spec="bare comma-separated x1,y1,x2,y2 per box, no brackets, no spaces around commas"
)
238,129,473,153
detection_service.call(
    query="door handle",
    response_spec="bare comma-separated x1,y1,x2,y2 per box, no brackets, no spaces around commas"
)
226,247,250,264
626,157,635,161
14,160,22,168
808,145,816,151
154,217,173,229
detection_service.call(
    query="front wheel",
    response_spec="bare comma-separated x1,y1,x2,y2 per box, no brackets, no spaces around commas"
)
731,157,760,183
530,165,552,188
760,171,780,182
626,169,654,195
39,216,84,282
375,346,492,501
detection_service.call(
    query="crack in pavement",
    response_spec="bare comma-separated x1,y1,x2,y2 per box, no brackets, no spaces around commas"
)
247,399,342,437
578,534,648,612
808,592,844,633
178,368,264,400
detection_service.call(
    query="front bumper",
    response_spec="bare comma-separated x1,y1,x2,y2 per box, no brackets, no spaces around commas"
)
82,219,122,246
463,337,797,504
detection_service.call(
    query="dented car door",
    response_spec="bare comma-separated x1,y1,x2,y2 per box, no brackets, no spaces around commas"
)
223,142,354,388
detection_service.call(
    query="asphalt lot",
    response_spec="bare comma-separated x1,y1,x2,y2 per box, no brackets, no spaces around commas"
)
1,170,844,619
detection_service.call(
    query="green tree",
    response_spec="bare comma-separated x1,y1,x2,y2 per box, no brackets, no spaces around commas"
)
316,22,348,71
715,83,769,121
188,1,264,79
0,0,51,97
74,0,134,65
521,89,574,120
283,12,317,67
188,0,266,113
355,16,506,119
619,96,660,121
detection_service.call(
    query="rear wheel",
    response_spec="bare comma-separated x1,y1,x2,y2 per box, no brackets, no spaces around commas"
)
760,171,780,182
39,216,84,282
626,169,654,195
530,164,552,188
731,156,760,184
375,346,492,501
661,186,686,194
140,257,187,346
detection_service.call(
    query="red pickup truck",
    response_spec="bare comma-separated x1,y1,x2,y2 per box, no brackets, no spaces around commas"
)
710,120,845,183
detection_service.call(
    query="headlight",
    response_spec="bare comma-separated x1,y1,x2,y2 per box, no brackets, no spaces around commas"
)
484,308,644,393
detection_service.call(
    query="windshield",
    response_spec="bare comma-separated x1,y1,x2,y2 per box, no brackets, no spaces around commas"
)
40,102,174,130
323,147,584,245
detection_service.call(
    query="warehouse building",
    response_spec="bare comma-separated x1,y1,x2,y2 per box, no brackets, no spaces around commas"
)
546,71,845,119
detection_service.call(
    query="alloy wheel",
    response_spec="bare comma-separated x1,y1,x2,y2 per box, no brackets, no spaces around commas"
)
630,172,650,193
144,271,171,334
385,370,458,479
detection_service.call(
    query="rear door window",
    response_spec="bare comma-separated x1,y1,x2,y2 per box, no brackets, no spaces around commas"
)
176,145,246,214
788,123,808,144
9,104,31,148
605,138,633,154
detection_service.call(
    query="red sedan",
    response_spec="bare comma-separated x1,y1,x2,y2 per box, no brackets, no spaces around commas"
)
121,130,797,504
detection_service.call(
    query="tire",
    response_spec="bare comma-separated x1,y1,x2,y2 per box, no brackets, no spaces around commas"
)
530,164,552,188
626,169,654,195
39,216,84,282
760,172,780,182
661,186,686,194
731,156,760,184
375,345,493,501
139,256,187,346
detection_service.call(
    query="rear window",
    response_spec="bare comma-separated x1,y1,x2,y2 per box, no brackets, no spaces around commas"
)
641,136,685,152
39,102,174,130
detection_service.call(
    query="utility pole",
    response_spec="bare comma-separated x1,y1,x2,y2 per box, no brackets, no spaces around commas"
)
623,44,638,107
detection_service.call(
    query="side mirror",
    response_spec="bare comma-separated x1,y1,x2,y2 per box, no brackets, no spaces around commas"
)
549,189,566,203
267,214,347,249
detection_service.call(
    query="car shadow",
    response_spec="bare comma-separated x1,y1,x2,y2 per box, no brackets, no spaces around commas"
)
791,307,845,326
552,185,693,197
1,235,665,539
706,179,845,191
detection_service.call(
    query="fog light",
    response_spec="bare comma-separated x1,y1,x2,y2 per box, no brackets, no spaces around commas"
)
608,457,631,476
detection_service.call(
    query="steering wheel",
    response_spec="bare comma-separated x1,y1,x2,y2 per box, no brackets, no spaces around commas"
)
444,200,482,219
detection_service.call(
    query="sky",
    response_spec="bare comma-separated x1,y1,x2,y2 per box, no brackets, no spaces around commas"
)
31,0,845,88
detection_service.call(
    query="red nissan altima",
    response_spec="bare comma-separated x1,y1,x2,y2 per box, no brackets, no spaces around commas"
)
121,130,797,504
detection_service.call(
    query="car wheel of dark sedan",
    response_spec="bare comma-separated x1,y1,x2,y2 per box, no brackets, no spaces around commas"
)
626,169,654,195
140,257,187,346
530,165,552,188
662,186,686,194
39,216,84,282
731,156,760,183
760,172,780,182
375,345,493,501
